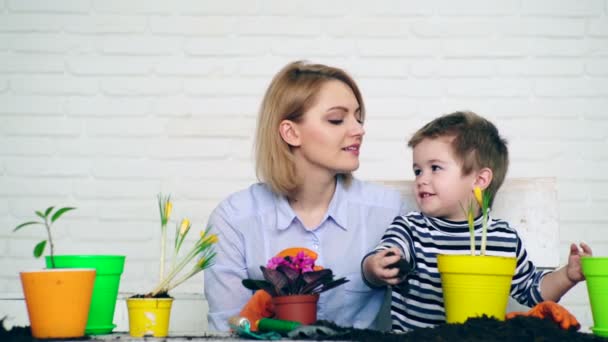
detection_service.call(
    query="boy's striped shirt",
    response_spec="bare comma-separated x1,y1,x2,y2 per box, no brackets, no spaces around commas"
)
372,212,550,332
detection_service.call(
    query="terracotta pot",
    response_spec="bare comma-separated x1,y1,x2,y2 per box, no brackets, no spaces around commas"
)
20,268,96,339
272,294,319,325
437,254,516,323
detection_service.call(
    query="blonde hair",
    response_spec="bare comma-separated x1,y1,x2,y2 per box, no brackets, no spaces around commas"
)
255,61,365,195
408,111,509,204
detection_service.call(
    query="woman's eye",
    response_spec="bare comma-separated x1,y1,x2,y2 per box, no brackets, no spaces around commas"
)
328,119,343,125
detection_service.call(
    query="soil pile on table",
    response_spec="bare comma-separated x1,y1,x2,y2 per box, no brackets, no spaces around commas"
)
294,316,605,342
1,318,32,342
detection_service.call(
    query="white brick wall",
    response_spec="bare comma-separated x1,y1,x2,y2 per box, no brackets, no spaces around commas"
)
1,0,607,333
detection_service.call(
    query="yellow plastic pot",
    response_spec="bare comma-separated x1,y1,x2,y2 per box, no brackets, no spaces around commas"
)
126,297,173,337
437,254,516,323
20,268,96,339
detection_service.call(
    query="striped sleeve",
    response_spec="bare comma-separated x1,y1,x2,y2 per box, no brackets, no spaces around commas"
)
373,215,417,271
509,233,551,306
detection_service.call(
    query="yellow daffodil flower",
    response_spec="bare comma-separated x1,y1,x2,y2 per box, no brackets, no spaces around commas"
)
474,186,483,208
151,193,218,297
204,233,218,245
179,218,190,236
164,201,173,221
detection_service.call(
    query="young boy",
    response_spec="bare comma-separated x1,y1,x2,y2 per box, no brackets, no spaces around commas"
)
362,111,592,332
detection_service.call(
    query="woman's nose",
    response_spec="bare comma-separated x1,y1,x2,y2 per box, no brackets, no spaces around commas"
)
350,118,365,137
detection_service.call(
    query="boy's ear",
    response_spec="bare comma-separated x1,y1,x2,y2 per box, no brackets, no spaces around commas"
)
279,119,301,147
474,167,493,190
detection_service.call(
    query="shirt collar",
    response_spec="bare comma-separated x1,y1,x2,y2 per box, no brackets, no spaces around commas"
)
275,176,348,231
425,212,489,233
276,192,297,231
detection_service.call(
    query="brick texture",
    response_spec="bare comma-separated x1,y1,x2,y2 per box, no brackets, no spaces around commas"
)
1,1,607,333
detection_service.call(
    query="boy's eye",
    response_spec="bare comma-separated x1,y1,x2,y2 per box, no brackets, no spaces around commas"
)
431,165,442,172
413,169,421,176
328,119,343,125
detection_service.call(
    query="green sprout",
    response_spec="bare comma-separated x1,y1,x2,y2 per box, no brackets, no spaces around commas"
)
13,206,76,268
463,187,491,256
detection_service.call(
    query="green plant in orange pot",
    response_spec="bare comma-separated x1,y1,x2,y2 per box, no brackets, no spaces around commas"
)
126,194,218,337
16,206,127,335
438,187,517,323
14,206,97,339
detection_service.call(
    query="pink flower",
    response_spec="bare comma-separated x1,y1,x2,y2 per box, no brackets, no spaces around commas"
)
266,256,288,270
291,251,315,273
266,251,316,273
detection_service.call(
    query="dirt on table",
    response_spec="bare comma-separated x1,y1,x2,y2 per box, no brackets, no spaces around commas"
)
294,316,607,342
3,316,607,341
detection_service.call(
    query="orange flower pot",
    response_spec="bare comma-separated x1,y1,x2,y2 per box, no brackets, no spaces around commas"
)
20,268,96,339
272,294,319,325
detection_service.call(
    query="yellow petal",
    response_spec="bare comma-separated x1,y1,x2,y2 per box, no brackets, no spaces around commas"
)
164,201,173,221
179,218,190,235
473,187,483,208
204,234,218,244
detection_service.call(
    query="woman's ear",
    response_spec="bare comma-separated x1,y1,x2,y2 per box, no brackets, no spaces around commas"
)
279,119,301,147
474,167,493,190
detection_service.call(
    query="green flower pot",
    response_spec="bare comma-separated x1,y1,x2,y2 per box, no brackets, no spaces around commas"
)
582,256,608,337
46,255,126,335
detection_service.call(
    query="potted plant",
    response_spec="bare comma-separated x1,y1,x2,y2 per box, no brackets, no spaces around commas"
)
437,187,517,323
242,248,349,325
16,206,127,335
126,194,218,337
13,206,97,339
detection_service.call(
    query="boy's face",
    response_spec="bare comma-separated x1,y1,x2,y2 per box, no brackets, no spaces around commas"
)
412,136,477,221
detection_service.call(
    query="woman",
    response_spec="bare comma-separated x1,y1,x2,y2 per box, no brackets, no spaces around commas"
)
204,61,407,331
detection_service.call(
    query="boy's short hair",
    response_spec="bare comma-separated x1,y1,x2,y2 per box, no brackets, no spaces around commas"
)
408,111,508,203
255,60,364,195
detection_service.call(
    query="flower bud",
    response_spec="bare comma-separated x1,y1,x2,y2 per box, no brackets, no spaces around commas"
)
474,187,483,208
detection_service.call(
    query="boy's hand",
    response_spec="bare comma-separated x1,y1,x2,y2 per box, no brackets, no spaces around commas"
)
566,242,593,284
363,247,407,286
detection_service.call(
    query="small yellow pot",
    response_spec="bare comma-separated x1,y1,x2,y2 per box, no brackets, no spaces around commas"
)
20,268,96,339
126,297,173,337
437,254,516,323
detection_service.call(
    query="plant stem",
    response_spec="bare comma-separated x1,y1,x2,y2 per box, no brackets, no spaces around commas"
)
160,224,166,282
481,214,487,256
45,216,55,268
165,268,201,293
470,230,475,256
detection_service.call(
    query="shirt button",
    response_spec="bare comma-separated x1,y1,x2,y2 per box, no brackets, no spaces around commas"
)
313,244,319,250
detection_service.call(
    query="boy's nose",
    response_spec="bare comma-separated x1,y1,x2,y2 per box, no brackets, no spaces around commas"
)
416,174,430,186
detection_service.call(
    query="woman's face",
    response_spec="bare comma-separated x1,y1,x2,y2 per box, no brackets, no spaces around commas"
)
289,80,365,177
